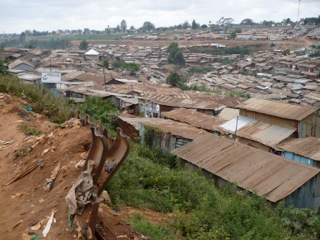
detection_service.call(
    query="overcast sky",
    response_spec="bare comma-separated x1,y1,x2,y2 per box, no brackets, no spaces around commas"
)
1,0,319,34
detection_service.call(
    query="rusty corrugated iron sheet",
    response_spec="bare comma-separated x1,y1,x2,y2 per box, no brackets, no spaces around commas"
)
162,108,226,131
104,82,244,108
278,137,320,161
237,98,318,121
219,116,296,147
118,116,209,140
172,134,320,202
218,108,240,120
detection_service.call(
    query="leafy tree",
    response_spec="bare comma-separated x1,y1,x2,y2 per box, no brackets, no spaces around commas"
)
262,20,275,26
129,26,135,32
140,21,155,32
167,42,179,54
217,17,234,32
240,18,256,26
182,21,190,29
166,72,187,89
120,19,127,32
192,19,200,29
167,42,185,67
103,60,109,69
0,58,9,76
230,31,237,39
79,40,88,50
83,28,90,34
201,24,208,29
19,32,26,43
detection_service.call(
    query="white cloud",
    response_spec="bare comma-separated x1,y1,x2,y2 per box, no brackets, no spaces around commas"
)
1,0,319,33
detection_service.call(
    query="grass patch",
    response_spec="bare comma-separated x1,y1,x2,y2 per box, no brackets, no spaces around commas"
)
128,213,174,240
0,75,71,123
15,146,28,157
18,124,43,136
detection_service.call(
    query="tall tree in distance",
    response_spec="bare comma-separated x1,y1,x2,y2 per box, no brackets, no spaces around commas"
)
240,18,256,26
120,19,127,32
19,32,26,43
79,40,88,50
192,19,200,29
217,17,234,32
167,42,186,67
140,21,155,32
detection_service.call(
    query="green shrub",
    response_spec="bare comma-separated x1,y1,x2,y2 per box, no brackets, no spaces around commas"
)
79,97,119,130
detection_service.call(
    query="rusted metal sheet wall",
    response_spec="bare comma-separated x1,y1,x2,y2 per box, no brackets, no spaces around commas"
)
240,109,298,129
139,123,190,152
159,105,175,114
197,109,215,116
238,138,270,152
316,110,320,137
285,175,320,209
118,118,140,142
298,113,318,138
172,134,320,206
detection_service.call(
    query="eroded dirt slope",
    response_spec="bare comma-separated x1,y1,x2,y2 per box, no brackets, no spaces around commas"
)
0,93,146,240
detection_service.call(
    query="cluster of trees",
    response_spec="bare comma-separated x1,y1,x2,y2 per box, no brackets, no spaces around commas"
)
189,45,250,56
112,60,140,74
0,37,70,49
303,16,320,25
167,42,185,67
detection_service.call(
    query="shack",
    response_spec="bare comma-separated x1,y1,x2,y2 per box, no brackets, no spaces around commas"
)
172,134,320,209
237,98,320,138
118,115,208,150
278,137,320,167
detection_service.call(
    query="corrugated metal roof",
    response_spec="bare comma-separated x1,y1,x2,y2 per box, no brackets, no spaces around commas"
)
85,49,99,55
278,137,320,161
118,116,209,140
104,82,244,108
162,108,226,131
237,98,318,121
172,134,320,202
218,108,240,120
219,116,296,147
220,116,255,132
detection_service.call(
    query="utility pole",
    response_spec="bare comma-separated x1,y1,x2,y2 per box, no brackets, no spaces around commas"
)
103,65,106,91
297,0,301,24
234,115,239,142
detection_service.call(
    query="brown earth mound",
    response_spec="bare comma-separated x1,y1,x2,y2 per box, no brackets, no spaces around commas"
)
0,93,146,239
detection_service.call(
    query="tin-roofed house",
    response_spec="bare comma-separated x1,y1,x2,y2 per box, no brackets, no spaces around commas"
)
118,115,208,150
237,98,320,138
84,49,100,61
8,59,35,71
218,115,296,151
172,134,320,209
278,137,320,168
